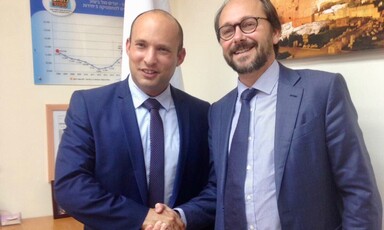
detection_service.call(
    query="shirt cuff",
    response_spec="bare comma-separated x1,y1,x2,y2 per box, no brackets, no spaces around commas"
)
173,208,187,227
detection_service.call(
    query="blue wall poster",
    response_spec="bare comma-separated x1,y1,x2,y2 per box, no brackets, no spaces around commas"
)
30,0,124,85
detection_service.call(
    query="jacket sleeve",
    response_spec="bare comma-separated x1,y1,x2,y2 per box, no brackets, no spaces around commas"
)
325,74,382,229
176,151,217,230
54,91,149,230
175,104,217,230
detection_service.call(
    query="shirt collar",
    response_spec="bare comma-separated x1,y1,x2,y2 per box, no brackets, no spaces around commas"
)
128,75,173,111
237,60,279,95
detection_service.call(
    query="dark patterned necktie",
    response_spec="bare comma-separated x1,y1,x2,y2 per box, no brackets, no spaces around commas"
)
143,98,164,207
224,88,257,230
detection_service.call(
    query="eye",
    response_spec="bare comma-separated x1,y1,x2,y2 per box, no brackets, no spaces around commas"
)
220,26,234,37
241,20,257,31
135,42,146,49
158,47,170,54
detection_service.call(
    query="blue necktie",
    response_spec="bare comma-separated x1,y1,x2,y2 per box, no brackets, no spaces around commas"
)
143,98,164,207
224,88,257,230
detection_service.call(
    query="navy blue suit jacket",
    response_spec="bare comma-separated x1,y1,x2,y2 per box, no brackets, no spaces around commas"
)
208,63,382,229
54,78,215,230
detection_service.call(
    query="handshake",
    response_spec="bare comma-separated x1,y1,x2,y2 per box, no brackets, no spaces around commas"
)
142,203,185,230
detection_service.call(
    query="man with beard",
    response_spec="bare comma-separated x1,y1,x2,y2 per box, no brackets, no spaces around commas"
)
208,0,382,229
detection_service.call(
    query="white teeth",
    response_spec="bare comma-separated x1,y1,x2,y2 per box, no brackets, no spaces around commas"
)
235,48,250,54
143,69,156,74
235,49,249,54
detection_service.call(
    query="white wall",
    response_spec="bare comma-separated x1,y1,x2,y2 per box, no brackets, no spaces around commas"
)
0,0,94,218
0,0,383,221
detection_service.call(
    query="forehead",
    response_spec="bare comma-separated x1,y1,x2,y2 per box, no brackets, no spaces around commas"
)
131,12,179,42
219,0,264,25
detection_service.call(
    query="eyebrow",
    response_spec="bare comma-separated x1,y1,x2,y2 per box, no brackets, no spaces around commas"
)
220,16,255,27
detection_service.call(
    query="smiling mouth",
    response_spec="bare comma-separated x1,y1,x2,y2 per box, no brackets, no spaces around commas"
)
234,47,252,55
141,68,158,75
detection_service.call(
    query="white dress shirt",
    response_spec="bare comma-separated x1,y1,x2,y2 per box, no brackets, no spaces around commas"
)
128,76,180,205
229,60,281,230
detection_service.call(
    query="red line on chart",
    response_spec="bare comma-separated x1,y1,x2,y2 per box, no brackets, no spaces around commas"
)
55,48,121,72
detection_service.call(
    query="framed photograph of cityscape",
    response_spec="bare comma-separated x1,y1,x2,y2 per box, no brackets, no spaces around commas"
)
272,0,384,59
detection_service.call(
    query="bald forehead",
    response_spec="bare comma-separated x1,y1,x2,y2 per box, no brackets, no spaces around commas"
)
130,10,183,50
133,10,179,32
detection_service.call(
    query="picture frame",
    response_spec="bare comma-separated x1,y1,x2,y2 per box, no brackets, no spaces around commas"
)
46,104,69,181
272,0,384,59
50,180,70,219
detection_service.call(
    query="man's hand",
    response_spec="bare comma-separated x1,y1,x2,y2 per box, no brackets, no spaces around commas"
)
142,203,185,230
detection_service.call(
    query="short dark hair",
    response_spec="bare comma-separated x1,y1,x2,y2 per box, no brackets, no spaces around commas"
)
214,0,281,55
130,9,184,52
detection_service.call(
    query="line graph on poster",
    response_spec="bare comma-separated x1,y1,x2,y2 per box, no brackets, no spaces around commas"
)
32,12,123,85
54,48,122,73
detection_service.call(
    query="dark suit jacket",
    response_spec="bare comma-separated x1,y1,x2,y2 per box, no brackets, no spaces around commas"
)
209,63,382,229
54,78,215,230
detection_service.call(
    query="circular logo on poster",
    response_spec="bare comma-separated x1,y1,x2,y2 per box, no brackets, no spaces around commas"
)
42,0,76,16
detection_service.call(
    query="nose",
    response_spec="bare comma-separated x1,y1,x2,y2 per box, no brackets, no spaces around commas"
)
144,48,157,66
232,25,246,42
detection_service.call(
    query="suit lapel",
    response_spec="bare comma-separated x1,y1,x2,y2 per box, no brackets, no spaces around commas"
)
168,87,189,207
274,64,303,198
217,89,238,195
117,78,148,204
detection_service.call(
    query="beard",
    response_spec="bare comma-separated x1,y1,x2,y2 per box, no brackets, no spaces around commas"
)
224,40,273,74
